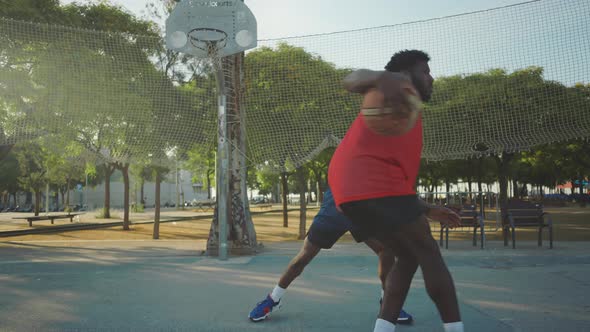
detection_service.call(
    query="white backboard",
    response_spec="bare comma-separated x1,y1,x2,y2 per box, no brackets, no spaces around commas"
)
166,0,257,58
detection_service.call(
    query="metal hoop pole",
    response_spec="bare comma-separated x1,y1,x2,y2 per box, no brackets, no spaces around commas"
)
215,58,229,261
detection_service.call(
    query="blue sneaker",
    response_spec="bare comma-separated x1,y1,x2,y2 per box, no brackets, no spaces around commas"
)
248,294,281,322
380,299,414,324
397,309,414,324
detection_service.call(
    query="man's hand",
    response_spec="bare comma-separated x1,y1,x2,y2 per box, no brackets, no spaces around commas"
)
344,69,418,112
374,71,417,110
426,206,461,229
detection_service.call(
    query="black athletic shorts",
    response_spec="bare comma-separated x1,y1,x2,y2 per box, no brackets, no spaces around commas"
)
340,195,427,243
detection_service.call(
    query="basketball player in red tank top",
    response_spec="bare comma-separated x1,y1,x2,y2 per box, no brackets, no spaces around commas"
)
329,50,464,332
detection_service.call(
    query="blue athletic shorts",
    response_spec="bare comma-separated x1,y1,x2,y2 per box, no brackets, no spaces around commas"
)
307,188,355,249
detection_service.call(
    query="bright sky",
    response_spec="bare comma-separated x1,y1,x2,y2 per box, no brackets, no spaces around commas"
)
62,0,527,39
59,0,589,85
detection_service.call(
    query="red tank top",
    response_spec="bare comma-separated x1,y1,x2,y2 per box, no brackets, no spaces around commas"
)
328,114,423,207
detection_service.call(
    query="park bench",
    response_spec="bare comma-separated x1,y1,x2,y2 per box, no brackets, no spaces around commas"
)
439,204,485,249
193,201,216,212
13,213,84,227
501,200,553,249
251,203,273,210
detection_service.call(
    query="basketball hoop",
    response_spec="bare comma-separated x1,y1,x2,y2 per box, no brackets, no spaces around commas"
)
165,0,258,261
165,0,257,59
188,28,228,57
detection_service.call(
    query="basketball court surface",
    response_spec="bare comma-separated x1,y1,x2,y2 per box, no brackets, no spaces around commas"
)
1,239,589,331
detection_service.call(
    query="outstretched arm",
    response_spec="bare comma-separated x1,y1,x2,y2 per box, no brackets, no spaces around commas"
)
343,69,383,93
343,69,419,116
418,199,461,228
343,69,411,94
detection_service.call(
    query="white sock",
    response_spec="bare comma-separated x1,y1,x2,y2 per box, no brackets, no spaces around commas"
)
270,285,286,302
444,321,464,332
374,318,395,332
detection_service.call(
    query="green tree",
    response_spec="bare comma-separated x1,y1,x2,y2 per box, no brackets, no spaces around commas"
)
255,166,280,200
245,43,355,168
185,145,216,200
429,67,589,203
43,140,87,210
14,142,47,216
545,140,590,195
293,166,308,240
151,164,171,239
0,151,20,208
418,160,444,193
517,147,562,197
1,1,164,225
304,147,334,202
244,44,354,228
131,161,156,210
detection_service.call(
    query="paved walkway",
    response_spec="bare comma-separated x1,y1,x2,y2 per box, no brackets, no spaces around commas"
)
1,239,589,331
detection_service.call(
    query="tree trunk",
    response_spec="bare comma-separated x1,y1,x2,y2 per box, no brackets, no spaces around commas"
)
207,52,257,256
121,163,130,230
206,170,213,200
281,172,288,228
495,152,513,206
60,190,65,210
153,171,161,239
316,174,324,203
520,182,528,198
65,177,71,210
34,190,40,216
512,179,519,199
572,180,576,195
140,180,145,207
297,169,307,240
103,165,114,219
274,182,281,204
477,158,484,203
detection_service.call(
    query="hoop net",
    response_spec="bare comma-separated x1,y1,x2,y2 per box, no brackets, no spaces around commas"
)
188,28,227,59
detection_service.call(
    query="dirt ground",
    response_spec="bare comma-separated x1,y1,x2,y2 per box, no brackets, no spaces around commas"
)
0,206,588,244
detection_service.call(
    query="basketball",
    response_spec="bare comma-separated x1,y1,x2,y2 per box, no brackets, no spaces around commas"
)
360,86,422,136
